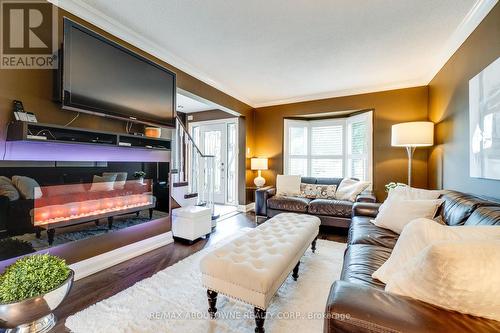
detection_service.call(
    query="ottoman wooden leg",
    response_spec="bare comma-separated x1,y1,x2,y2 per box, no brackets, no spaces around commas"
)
254,307,266,333
207,289,218,319
292,261,300,281
311,237,317,253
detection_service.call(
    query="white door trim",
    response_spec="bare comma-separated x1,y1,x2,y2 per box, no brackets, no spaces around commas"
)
189,118,238,127
188,119,239,205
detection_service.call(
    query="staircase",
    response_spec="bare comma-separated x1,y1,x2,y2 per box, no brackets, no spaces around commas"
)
171,115,217,220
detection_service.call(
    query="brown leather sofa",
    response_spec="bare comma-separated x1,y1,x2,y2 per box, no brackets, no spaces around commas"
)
324,190,500,332
255,177,376,228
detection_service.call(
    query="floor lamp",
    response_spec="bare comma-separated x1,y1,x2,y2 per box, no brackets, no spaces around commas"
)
391,122,434,187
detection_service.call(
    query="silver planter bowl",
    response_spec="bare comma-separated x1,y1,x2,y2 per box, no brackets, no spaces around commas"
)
0,270,74,333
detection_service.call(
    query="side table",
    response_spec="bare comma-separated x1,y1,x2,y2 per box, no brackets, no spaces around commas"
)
253,186,273,223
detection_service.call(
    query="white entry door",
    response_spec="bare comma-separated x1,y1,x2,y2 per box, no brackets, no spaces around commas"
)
198,123,227,204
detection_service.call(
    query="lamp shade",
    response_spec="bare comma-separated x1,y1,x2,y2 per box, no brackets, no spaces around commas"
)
251,157,268,170
391,122,434,147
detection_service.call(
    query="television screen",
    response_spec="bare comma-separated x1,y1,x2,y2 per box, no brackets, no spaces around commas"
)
62,19,176,127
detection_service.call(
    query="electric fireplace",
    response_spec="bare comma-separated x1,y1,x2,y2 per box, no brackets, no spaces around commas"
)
32,180,155,244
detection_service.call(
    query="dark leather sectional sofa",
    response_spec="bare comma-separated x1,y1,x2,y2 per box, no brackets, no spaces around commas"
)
325,190,500,332
255,177,376,228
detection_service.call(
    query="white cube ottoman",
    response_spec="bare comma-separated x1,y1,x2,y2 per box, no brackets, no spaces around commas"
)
200,213,320,332
172,206,212,243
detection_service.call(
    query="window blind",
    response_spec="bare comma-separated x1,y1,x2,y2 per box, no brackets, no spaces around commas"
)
284,111,373,181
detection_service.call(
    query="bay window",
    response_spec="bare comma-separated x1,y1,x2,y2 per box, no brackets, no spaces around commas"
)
283,111,372,181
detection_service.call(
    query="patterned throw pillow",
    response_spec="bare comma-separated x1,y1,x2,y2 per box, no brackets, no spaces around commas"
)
298,183,337,199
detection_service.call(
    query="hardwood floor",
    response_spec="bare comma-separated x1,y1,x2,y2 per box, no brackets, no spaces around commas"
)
51,212,347,332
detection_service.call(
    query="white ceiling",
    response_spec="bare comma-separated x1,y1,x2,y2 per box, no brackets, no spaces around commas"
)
55,0,497,107
176,93,213,113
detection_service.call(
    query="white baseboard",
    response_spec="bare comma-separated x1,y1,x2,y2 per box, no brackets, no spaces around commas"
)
237,202,255,212
70,231,173,281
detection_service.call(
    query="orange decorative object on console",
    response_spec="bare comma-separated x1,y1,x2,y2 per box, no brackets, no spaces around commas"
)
145,127,161,138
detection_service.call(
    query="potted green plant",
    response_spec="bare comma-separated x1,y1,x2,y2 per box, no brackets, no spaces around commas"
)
0,254,74,333
134,171,146,184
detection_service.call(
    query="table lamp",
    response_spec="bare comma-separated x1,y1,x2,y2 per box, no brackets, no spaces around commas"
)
251,157,268,187
391,121,433,186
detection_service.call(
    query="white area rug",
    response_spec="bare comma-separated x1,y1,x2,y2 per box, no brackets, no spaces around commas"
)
65,239,346,333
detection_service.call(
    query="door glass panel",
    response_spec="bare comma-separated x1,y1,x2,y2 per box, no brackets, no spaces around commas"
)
227,123,236,204
203,131,222,193
193,126,200,145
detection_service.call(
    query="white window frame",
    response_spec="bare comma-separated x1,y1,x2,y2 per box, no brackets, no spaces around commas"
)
283,118,308,176
346,111,373,181
283,111,373,181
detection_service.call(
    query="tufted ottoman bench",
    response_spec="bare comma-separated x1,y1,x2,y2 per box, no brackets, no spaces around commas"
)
200,213,320,332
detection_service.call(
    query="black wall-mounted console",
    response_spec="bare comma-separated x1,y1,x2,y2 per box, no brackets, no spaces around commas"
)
7,121,171,151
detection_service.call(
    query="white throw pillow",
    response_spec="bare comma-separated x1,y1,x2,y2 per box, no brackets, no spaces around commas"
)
89,174,117,192
372,199,443,233
385,240,500,321
379,186,443,212
103,172,128,190
11,175,42,199
335,178,370,202
276,175,301,196
373,218,500,283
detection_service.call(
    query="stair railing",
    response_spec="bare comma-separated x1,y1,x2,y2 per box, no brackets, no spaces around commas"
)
172,115,215,217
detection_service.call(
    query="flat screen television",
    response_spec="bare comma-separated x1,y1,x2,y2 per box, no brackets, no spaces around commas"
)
62,19,176,127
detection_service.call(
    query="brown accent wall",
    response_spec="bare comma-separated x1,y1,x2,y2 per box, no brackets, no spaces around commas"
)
254,87,429,200
428,3,500,198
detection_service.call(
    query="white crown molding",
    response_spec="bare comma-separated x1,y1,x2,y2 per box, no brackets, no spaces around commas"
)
252,78,426,108
422,0,498,84
70,231,173,280
50,0,497,109
48,0,254,107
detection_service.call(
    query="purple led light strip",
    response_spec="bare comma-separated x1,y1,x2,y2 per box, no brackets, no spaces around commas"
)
4,141,170,162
